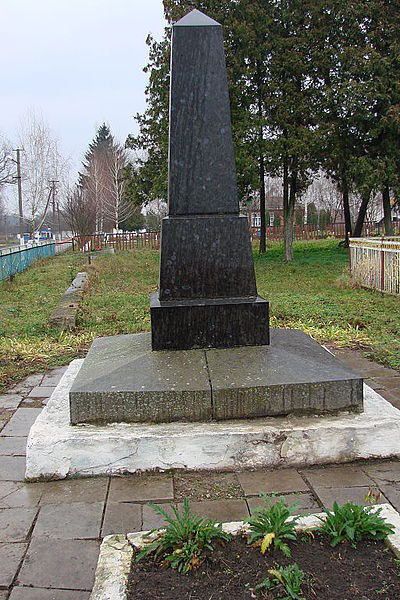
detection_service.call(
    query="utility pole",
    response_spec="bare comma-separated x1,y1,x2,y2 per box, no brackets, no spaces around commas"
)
49,180,59,238
15,148,24,238
57,199,61,236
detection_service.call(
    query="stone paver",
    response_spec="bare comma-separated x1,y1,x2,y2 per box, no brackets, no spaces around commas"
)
0,484,43,508
108,473,173,503
41,367,67,387
237,469,308,496
0,457,27,481
379,483,400,512
0,395,22,410
33,502,103,539
366,375,400,390
0,507,37,542
247,492,321,515
18,538,100,590
0,436,27,456
331,348,399,378
0,542,27,587
39,477,108,505
379,389,400,408
27,387,55,399
0,409,42,437
9,374,43,395
364,460,400,484
9,588,90,600
302,465,373,488
314,485,387,510
102,502,141,536
20,397,47,408
0,481,18,500
142,503,178,531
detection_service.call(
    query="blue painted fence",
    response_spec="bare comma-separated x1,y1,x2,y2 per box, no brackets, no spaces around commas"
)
0,242,56,282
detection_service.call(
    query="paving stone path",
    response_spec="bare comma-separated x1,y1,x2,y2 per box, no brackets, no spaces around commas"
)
0,349,400,599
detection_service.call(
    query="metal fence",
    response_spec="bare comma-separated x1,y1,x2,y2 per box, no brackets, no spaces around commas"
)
73,232,160,252
0,241,56,282
349,237,400,295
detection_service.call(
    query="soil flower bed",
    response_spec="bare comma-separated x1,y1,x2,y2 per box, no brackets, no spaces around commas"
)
126,498,400,600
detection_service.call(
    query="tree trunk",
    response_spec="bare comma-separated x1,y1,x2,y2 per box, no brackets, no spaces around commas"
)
259,151,266,254
353,190,371,237
284,165,296,262
382,183,393,236
257,68,266,255
342,175,352,246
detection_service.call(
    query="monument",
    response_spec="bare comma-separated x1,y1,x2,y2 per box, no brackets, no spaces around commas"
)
150,9,269,350
26,9,400,481
67,8,362,425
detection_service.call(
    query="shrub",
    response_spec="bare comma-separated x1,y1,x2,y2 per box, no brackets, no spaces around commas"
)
136,498,231,573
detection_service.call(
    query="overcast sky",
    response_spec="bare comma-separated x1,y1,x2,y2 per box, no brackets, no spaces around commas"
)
0,0,167,209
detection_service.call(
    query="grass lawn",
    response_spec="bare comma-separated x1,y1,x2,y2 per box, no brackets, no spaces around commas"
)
1,239,399,391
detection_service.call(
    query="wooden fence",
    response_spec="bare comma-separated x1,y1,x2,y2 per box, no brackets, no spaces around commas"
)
73,222,400,254
72,232,160,252
349,237,400,295
250,221,399,242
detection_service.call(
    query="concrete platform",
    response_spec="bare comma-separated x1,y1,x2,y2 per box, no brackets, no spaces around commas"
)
26,359,400,481
69,330,362,424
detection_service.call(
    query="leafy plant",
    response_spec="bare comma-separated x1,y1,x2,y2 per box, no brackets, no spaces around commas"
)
246,495,299,557
135,498,231,573
318,501,395,548
255,563,305,599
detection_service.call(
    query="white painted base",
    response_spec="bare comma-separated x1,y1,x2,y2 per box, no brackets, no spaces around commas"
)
26,359,400,481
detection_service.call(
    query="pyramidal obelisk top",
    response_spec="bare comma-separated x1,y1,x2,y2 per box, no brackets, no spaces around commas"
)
174,8,220,27
168,8,239,216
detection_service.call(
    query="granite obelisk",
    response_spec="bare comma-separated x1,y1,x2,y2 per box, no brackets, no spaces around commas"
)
150,9,269,350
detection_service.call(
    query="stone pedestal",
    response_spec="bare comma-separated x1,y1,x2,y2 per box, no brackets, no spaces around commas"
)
151,293,269,350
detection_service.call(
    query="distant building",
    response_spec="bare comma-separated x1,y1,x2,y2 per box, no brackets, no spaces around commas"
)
247,195,283,228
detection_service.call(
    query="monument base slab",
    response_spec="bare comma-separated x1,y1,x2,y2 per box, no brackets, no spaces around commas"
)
69,330,361,424
150,292,269,351
26,359,400,481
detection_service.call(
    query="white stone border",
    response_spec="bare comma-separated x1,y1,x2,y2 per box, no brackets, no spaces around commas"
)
26,360,400,480
91,535,133,600
90,503,400,600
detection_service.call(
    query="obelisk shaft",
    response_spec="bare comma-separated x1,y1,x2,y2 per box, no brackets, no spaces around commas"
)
168,12,239,216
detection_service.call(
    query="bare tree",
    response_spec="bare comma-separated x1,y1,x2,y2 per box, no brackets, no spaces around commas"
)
84,149,109,232
102,144,135,230
0,133,14,188
62,185,96,236
17,109,65,236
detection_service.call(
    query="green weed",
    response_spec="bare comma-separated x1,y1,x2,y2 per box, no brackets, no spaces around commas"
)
136,498,231,573
255,562,305,599
318,501,394,548
246,495,299,557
